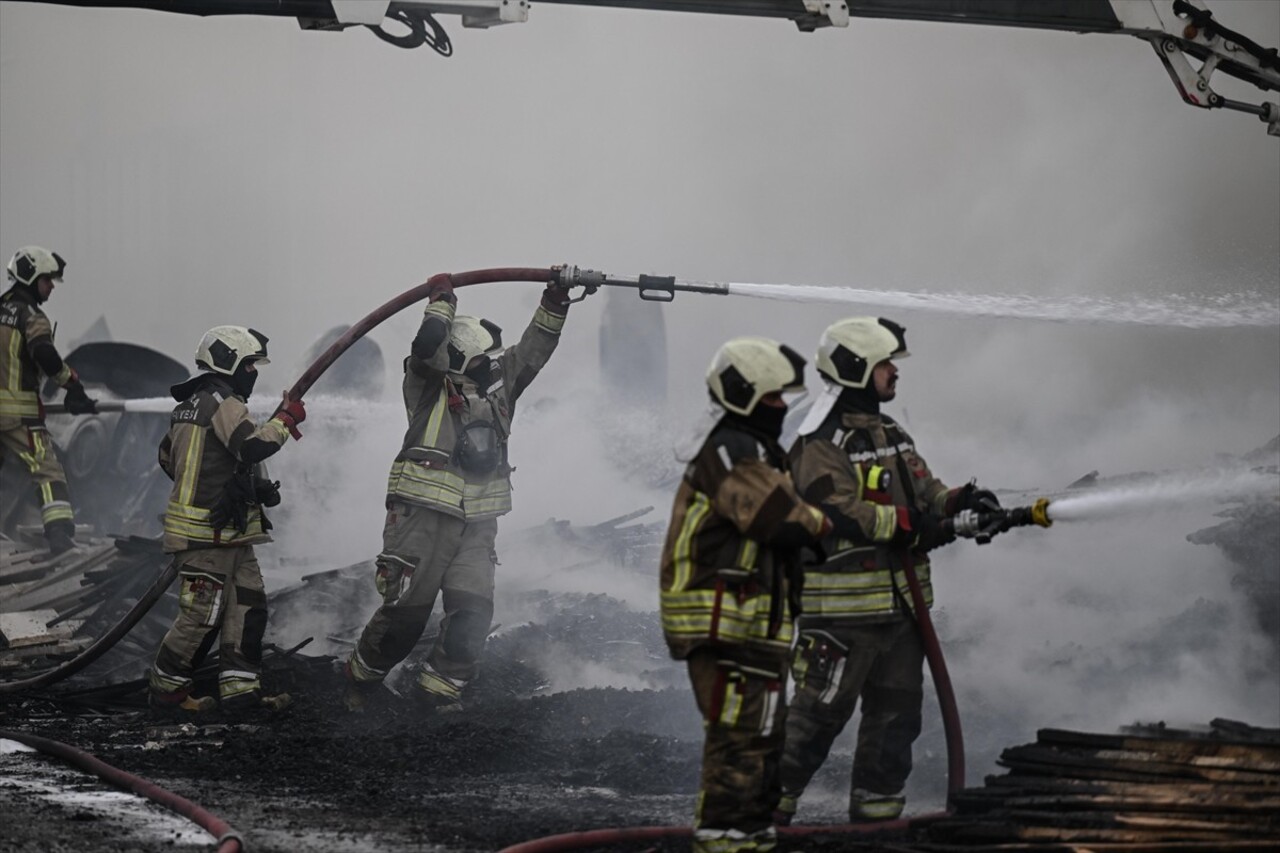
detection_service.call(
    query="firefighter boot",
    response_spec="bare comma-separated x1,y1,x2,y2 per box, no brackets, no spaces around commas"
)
149,692,217,717
46,524,77,556
414,664,464,713
221,690,293,716
850,787,906,822
772,792,798,827
342,660,381,713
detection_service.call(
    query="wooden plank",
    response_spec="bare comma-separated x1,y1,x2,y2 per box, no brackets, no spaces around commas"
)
953,790,1280,816
1038,728,1280,765
1000,745,1280,785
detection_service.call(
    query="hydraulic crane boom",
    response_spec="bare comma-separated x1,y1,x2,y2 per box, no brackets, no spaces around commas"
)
18,0,1280,134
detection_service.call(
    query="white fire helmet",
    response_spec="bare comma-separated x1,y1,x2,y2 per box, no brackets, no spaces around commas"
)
448,315,503,374
195,326,270,376
706,337,806,416
7,246,66,287
815,317,909,389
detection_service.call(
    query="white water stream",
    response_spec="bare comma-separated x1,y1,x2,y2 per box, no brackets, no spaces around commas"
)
1046,468,1279,523
718,282,1279,328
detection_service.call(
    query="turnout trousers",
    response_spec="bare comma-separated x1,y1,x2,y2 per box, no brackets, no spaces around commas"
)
779,617,924,819
149,545,269,703
687,647,788,853
0,422,74,537
348,500,497,701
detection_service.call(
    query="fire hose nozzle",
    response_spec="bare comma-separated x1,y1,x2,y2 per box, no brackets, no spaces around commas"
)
555,265,606,292
951,497,1053,545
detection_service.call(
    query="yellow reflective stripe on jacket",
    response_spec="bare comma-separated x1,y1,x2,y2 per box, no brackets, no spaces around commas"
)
670,491,712,593
872,505,897,541
660,589,794,649
386,459,465,511
799,563,934,618
3,330,20,392
736,538,759,571
418,387,448,447
176,429,204,507
461,478,512,519
163,500,265,543
0,389,39,417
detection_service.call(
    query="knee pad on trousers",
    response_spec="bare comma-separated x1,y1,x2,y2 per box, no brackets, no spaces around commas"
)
241,607,267,664
442,609,490,662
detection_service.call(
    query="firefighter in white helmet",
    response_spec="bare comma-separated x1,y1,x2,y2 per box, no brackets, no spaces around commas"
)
0,247,98,554
775,317,998,824
148,325,306,714
660,337,832,853
345,275,582,711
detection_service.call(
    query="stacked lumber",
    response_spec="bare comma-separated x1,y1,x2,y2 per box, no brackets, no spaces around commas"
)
0,535,174,681
924,720,1280,851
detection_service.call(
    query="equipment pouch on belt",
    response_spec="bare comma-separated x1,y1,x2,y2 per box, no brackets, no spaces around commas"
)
455,420,503,474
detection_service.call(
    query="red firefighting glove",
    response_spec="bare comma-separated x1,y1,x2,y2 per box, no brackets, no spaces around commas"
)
273,393,307,440
427,274,456,305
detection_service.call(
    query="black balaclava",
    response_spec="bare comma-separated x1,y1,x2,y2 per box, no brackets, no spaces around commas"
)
230,360,259,399
720,398,788,444
463,355,494,390
838,383,880,415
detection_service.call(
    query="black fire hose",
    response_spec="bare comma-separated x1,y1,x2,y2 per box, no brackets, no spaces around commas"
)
0,728,244,852
0,561,179,694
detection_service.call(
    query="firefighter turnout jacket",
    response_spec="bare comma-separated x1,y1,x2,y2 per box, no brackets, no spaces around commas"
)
158,376,292,552
385,300,565,520
790,407,959,624
0,286,73,426
660,419,830,662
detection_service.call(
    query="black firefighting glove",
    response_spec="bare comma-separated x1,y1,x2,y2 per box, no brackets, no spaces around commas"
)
541,282,573,314
894,507,955,553
63,380,98,415
254,478,282,508
952,482,1001,515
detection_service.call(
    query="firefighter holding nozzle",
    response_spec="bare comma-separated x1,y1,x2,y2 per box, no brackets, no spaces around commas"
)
776,317,999,825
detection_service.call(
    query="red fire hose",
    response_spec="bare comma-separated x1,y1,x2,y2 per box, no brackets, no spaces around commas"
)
286,266,558,402
0,728,244,853
901,552,965,796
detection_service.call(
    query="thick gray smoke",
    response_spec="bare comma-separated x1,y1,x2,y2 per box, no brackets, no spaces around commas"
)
2,0,1277,805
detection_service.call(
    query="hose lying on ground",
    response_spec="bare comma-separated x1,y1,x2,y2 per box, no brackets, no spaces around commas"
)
0,728,244,853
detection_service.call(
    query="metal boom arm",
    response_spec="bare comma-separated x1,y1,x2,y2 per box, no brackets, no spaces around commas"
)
19,0,1280,133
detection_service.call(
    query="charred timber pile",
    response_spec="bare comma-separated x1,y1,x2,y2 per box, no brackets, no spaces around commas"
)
924,720,1280,851
0,535,174,682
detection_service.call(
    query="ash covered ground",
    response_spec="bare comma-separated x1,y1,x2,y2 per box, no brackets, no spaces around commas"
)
1,588,915,852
